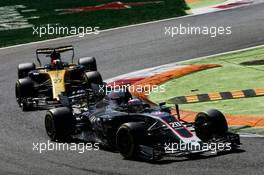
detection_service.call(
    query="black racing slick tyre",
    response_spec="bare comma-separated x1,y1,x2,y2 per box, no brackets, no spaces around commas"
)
78,57,97,71
45,107,76,141
18,63,36,78
194,109,228,142
85,71,103,87
15,78,34,111
116,122,146,159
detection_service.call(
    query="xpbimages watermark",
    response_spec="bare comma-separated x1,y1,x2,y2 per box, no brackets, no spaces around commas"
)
164,141,232,154
99,82,166,95
164,24,232,38
32,24,100,37
32,140,99,153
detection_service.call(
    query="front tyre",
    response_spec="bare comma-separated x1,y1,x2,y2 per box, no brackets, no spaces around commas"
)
84,71,103,87
18,63,36,78
116,122,146,159
15,78,34,111
45,107,76,141
194,109,228,142
78,57,97,71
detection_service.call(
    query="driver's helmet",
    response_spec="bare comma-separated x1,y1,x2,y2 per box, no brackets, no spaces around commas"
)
107,89,132,105
128,98,144,113
50,51,61,62
50,51,62,68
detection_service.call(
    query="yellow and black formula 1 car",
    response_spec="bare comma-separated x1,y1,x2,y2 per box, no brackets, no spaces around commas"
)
15,45,103,111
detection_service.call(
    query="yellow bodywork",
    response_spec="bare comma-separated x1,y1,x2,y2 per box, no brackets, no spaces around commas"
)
48,70,66,100
38,64,76,100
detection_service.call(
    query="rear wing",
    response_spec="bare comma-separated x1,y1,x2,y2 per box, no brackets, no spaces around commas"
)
36,45,74,66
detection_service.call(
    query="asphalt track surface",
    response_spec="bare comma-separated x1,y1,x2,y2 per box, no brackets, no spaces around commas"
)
0,3,264,175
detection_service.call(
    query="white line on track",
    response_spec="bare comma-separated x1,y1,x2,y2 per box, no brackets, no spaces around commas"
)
177,44,264,64
240,133,264,138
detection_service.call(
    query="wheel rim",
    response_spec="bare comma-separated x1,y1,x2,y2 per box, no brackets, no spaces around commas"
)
45,114,56,140
195,115,213,141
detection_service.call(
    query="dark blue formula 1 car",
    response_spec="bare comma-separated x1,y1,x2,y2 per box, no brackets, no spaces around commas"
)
45,89,240,160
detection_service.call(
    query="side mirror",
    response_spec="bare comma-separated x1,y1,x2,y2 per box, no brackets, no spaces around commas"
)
159,102,171,114
175,104,180,120
143,103,150,108
159,102,166,107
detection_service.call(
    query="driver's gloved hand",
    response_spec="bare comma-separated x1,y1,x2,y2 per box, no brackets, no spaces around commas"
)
62,62,69,67
44,64,51,69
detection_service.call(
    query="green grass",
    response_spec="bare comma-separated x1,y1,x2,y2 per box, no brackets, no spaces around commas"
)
0,0,188,47
149,46,264,116
186,0,226,9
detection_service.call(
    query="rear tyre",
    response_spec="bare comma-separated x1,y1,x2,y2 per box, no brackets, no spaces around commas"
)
18,63,36,78
45,107,76,141
116,122,146,159
78,57,97,71
194,109,228,142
